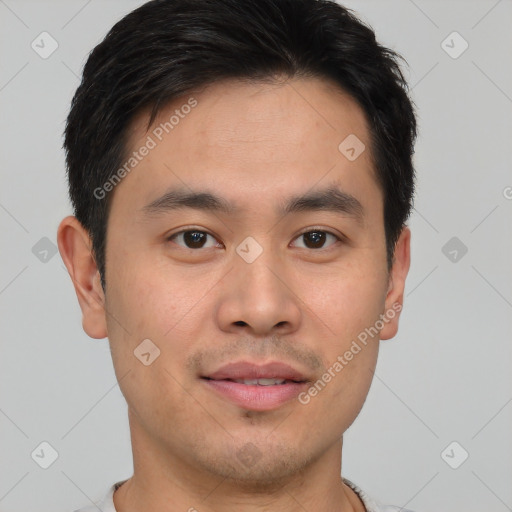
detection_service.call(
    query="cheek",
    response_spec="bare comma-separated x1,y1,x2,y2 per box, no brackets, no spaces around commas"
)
104,253,226,408
104,257,205,429
106,248,210,339
291,262,386,409
294,264,387,338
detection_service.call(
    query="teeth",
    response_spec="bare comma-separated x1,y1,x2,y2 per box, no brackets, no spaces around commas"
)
233,378,287,386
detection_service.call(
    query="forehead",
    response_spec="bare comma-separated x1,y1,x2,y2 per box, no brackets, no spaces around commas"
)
114,77,380,215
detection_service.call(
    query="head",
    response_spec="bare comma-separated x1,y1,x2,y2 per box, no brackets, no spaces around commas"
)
59,0,415,489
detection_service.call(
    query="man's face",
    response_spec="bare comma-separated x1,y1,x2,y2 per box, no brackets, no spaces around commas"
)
91,78,407,484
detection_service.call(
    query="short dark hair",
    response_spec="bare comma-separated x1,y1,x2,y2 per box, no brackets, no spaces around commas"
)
64,0,417,288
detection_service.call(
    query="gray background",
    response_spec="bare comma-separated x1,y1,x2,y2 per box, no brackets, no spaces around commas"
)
1,1,511,511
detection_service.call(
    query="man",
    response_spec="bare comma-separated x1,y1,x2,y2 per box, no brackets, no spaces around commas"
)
58,0,417,510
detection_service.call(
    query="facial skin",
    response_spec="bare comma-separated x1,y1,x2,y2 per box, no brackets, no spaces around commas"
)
58,77,410,512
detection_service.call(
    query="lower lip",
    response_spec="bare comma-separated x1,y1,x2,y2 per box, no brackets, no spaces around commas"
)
202,378,308,411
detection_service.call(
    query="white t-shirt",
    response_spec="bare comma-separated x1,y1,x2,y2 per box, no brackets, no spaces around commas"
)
73,478,415,512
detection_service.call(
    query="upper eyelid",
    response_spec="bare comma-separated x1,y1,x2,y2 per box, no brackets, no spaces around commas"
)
167,227,220,240
295,227,342,238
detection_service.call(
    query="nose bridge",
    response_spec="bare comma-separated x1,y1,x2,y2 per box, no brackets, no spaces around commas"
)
236,241,285,305
216,237,302,335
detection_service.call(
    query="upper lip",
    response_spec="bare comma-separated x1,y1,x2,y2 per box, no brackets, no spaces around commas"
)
202,361,309,382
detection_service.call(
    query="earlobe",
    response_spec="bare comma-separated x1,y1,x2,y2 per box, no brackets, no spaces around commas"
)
380,226,411,341
57,216,108,339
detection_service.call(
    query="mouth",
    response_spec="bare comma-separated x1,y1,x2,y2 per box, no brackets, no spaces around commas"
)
200,377,309,411
200,361,311,411
202,377,306,385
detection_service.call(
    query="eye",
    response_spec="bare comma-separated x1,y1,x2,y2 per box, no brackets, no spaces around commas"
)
291,230,341,250
168,230,222,249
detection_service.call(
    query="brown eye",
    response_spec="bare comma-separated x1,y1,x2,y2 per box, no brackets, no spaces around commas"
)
169,230,220,249
292,230,339,249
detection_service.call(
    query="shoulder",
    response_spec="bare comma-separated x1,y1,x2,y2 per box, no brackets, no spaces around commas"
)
343,477,416,512
72,479,126,512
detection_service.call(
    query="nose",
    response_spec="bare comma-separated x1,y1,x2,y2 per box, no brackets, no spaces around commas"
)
216,248,302,337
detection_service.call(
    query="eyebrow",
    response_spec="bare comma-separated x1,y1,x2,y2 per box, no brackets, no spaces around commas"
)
141,185,364,223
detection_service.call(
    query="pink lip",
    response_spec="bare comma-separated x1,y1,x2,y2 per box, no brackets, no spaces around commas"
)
202,379,309,411
201,360,310,411
204,360,308,381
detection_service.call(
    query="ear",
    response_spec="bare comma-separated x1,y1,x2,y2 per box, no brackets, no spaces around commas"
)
57,216,108,339
380,226,411,341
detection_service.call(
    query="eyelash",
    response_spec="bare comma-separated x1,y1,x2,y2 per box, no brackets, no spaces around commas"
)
166,227,344,251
